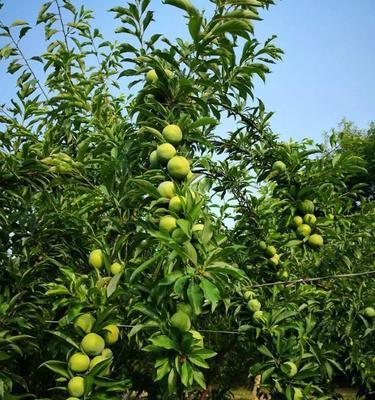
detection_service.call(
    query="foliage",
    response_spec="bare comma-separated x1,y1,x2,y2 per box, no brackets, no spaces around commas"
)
0,0,374,399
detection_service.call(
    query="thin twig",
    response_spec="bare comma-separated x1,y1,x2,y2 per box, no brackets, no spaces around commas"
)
54,0,70,51
0,19,49,100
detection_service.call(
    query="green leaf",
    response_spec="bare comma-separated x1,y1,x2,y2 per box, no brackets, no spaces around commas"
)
11,20,28,27
190,117,218,128
130,253,163,283
200,278,220,311
181,361,193,386
150,335,176,350
131,179,161,199
41,360,70,379
187,282,203,315
46,331,80,350
164,0,198,15
106,272,122,297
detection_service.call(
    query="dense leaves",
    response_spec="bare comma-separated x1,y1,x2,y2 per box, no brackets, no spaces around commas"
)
0,0,374,399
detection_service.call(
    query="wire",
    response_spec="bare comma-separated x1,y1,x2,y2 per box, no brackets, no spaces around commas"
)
43,269,375,336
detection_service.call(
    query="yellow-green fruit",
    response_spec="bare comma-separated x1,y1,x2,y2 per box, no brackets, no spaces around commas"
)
364,307,375,318
89,355,110,376
74,313,95,334
167,156,190,180
110,262,123,275
272,160,286,172
247,299,261,312
283,361,298,377
101,348,113,358
89,249,103,269
299,199,315,214
192,223,204,240
296,224,312,238
171,228,188,244
265,245,277,257
243,290,255,301
308,234,323,247
292,216,303,227
259,241,267,250
81,333,105,356
162,124,183,145
177,303,193,317
67,377,85,398
146,69,158,83
165,69,173,78
68,353,90,373
169,196,183,213
156,143,177,163
277,270,289,280
293,388,303,400
159,215,177,233
103,325,119,345
303,213,317,225
268,255,279,267
171,311,191,331
253,310,265,323
157,181,176,199
149,150,159,169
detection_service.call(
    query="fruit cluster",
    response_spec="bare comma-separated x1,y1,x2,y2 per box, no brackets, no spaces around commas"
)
259,241,280,267
62,250,121,399
293,200,323,248
243,291,265,323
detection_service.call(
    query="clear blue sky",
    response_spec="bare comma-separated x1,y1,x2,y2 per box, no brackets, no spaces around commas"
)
1,0,374,142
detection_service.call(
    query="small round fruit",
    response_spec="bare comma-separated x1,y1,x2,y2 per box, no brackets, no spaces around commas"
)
292,216,303,227
277,270,289,280
268,254,280,267
67,376,85,398
162,124,183,145
272,160,286,173
177,303,193,317
364,307,375,318
81,333,105,356
103,325,119,345
110,262,123,275
157,181,176,199
265,245,277,257
167,156,190,180
159,215,177,233
89,249,103,269
192,223,204,240
303,214,317,225
259,241,267,250
89,355,110,376
283,361,298,377
68,353,90,373
156,143,177,163
299,200,315,214
146,69,158,83
74,313,95,334
253,310,265,323
243,290,255,301
308,234,323,247
293,388,303,400
296,224,312,238
247,299,261,313
171,228,188,244
149,150,159,169
170,311,191,331
169,196,183,213
101,348,113,358
165,69,173,78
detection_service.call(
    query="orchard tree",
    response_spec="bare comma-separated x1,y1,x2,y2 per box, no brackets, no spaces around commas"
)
0,0,374,399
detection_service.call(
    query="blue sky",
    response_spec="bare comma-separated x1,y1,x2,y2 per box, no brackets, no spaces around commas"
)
1,0,374,143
